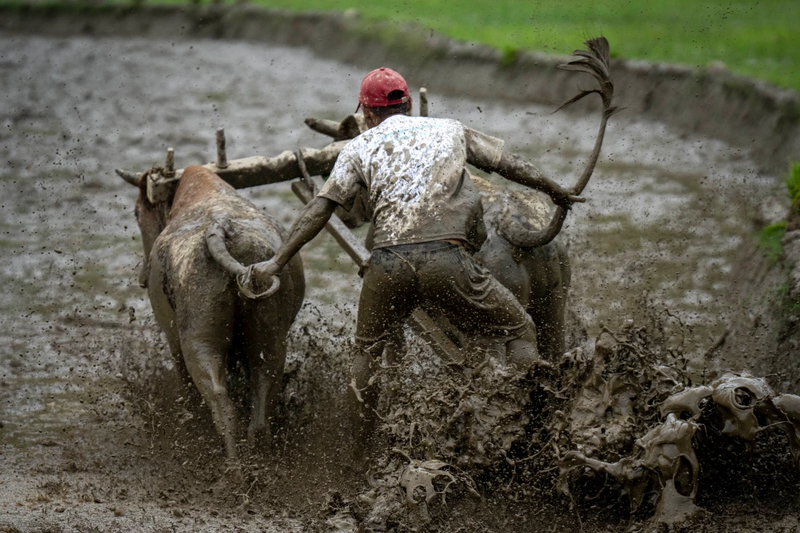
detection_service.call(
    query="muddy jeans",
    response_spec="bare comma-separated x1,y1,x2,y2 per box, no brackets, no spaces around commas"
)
356,241,536,348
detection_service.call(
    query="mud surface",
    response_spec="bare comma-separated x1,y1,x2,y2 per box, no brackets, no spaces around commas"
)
0,33,793,531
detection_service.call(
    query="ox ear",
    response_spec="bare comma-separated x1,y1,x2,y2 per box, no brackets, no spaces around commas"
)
115,168,141,187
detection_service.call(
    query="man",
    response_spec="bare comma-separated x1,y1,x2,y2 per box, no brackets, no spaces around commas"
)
253,67,578,446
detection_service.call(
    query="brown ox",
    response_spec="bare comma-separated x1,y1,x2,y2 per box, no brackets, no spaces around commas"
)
122,165,305,462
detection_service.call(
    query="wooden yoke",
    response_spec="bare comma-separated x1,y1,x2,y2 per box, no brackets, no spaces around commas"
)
116,139,348,194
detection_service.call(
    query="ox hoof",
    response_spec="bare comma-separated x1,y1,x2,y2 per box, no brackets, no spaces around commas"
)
246,424,272,452
222,459,245,486
507,338,540,373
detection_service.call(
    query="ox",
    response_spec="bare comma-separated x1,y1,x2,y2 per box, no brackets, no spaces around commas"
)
119,165,305,462
472,177,571,359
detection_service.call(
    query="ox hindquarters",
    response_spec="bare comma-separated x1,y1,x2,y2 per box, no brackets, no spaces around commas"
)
476,234,571,361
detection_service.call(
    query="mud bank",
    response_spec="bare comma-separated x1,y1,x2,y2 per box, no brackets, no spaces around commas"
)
724,209,800,393
1,2,798,177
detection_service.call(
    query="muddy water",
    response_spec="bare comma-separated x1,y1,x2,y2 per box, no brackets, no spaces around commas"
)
0,33,785,530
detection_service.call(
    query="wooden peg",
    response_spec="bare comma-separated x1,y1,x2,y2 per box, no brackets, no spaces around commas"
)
164,148,175,177
216,128,228,169
419,87,428,117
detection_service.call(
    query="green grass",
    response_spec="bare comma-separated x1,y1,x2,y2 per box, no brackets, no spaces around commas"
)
787,162,800,207
759,221,787,266
134,0,797,92
755,162,800,265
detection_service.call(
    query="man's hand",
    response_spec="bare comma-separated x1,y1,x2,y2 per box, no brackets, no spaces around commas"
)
236,259,282,300
549,185,586,208
251,259,281,284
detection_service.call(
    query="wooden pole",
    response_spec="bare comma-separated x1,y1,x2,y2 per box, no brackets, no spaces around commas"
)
294,149,316,195
304,117,340,138
216,127,228,169
164,148,175,177
116,140,347,190
419,87,428,117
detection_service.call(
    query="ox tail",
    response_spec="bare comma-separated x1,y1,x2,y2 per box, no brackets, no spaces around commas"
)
204,221,281,300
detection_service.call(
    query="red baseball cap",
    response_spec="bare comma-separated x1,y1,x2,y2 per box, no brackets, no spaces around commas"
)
357,67,411,111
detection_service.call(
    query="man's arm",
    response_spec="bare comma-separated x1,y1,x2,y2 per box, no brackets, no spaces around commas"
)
493,152,581,206
257,139,363,281
471,151,583,207
252,196,339,279
464,127,580,207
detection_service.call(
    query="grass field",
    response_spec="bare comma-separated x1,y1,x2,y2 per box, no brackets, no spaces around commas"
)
216,0,798,92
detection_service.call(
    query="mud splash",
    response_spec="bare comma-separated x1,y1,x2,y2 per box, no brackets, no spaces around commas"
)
310,301,799,531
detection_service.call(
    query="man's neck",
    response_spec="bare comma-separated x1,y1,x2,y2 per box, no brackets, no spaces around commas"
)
375,113,408,127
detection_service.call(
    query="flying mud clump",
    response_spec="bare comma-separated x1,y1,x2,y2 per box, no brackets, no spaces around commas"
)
338,305,680,529
556,324,800,526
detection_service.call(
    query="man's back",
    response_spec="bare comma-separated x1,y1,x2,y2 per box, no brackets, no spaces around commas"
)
319,115,503,249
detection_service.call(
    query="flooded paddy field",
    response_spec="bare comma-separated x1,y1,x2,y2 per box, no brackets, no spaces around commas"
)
0,33,793,531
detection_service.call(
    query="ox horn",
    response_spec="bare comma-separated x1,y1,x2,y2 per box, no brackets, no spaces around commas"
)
115,168,141,186
304,115,368,141
304,117,340,138
501,36,620,249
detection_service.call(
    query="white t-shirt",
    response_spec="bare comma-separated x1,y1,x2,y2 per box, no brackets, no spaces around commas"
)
318,115,504,249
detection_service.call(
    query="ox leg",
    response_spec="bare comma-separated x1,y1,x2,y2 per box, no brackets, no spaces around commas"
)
180,327,239,462
162,327,193,390
475,234,533,360
529,290,567,361
148,270,193,390
243,317,287,452
242,265,302,451
475,234,530,305
527,242,570,361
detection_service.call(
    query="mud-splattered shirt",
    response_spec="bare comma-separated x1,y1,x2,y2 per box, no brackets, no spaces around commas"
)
318,115,504,249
